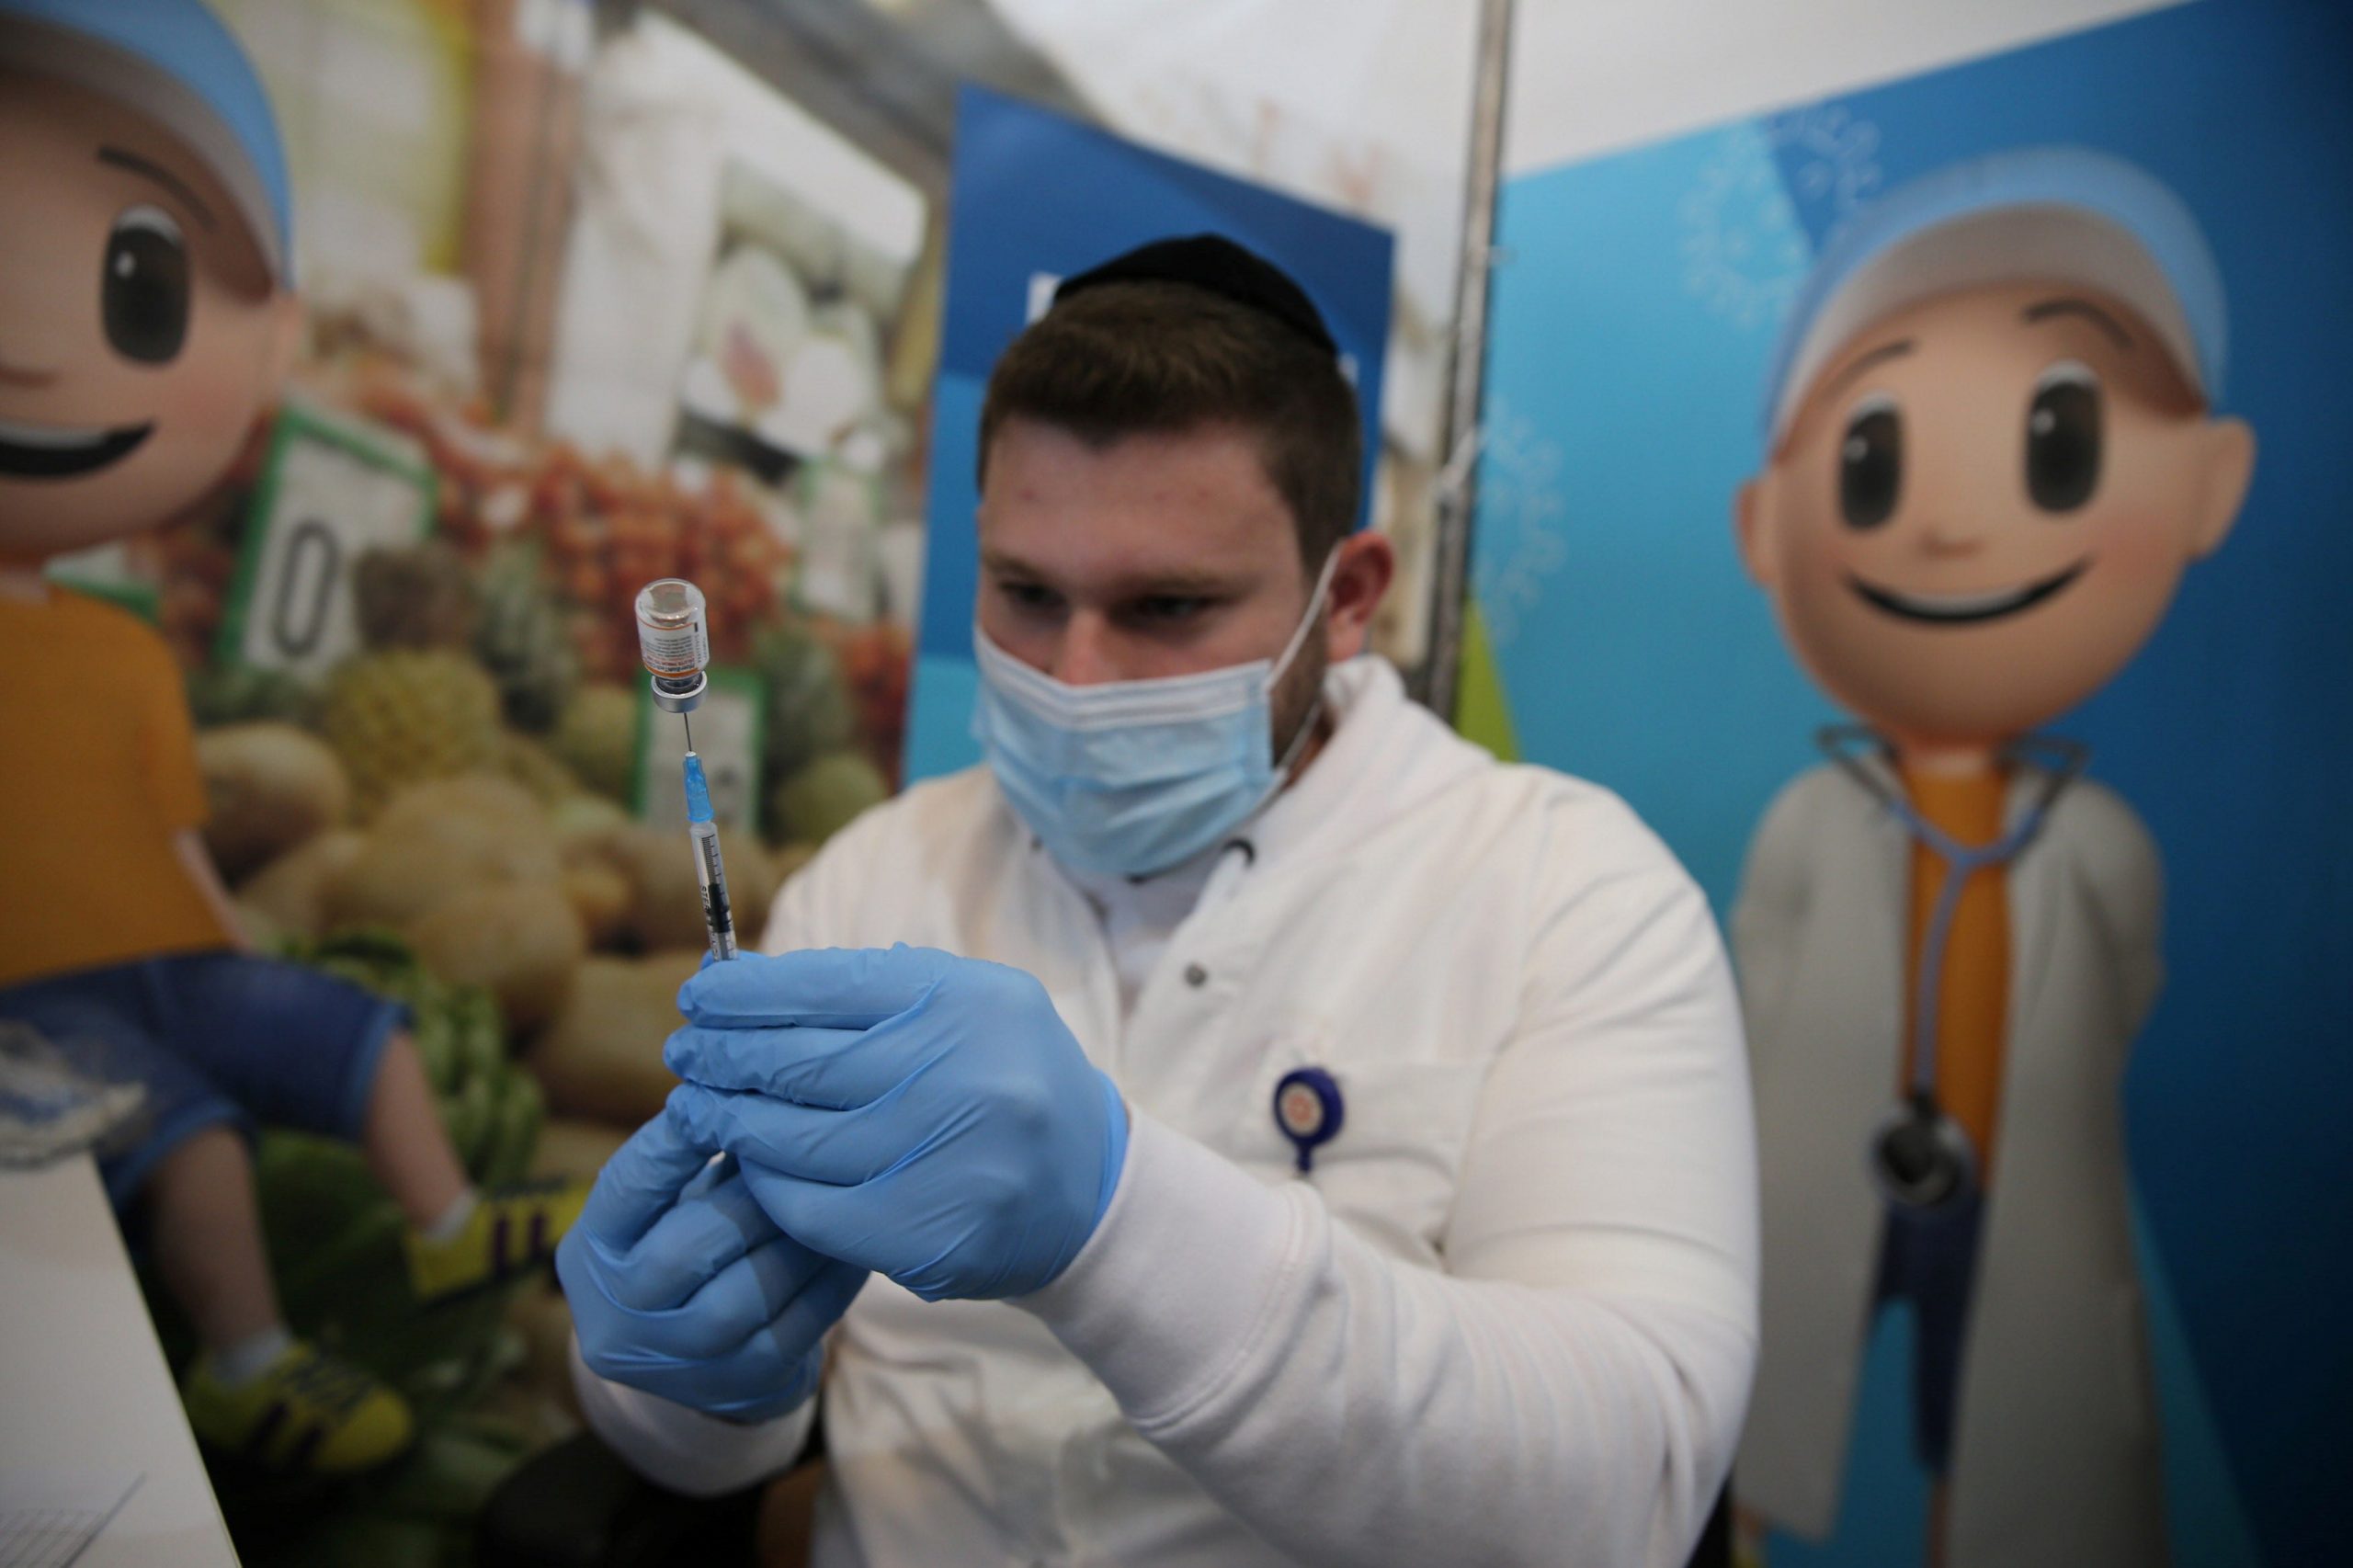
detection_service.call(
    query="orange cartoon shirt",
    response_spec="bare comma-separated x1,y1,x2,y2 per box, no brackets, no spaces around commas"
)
1898,765,2011,1177
0,587,230,988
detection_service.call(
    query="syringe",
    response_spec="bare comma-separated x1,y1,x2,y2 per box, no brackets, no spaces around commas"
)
683,751,737,960
635,578,737,962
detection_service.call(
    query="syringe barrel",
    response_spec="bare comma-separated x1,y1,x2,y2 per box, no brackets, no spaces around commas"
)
689,818,738,961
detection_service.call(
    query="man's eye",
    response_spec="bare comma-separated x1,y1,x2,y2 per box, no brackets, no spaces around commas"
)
1128,597,1209,624
104,204,190,365
998,582,1061,613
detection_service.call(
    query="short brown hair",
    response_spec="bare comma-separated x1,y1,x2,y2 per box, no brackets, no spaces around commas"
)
976,280,1363,568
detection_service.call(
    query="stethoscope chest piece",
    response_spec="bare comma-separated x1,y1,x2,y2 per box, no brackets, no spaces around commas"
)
1870,1092,1979,1210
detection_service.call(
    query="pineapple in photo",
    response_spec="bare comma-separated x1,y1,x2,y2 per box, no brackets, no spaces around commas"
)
321,543,501,818
473,546,579,734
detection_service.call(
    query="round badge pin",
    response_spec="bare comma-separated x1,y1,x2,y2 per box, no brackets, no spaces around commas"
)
1272,1067,1344,1174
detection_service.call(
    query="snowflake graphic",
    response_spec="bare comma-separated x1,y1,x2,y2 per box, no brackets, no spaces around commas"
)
1679,109,1883,333
1472,399,1569,652
1764,105,1884,222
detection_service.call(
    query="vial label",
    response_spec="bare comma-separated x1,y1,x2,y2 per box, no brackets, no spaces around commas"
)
638,619,710,676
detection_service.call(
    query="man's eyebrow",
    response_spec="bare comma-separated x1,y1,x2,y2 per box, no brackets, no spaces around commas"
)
2023,296,2133,349
1816,338,1915,405
981,551,1240,596
97,146,218,230
981,549,1052,581
1113,569,1241,597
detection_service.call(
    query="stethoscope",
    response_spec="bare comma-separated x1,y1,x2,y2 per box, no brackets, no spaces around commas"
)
1817,726,2088,1211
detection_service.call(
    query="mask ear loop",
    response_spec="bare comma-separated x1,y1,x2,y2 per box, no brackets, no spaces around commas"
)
1270,543,1346,757
1264,547,1344,772
1272,689,1326,776
1267,546,1344,689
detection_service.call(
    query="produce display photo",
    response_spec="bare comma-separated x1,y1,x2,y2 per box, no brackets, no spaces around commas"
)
4,3,927,1562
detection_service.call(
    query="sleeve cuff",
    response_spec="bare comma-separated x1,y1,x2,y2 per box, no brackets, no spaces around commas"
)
568,1337,817,1498
1017,1108,1311,1432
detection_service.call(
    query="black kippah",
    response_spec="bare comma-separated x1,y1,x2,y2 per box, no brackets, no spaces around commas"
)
1051,234,1338,359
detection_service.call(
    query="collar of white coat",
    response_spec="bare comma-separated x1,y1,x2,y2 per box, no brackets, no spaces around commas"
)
1837,736,2075,833
1041,653,1496,904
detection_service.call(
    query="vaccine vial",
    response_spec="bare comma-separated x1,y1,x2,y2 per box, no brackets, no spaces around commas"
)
635,578,710,712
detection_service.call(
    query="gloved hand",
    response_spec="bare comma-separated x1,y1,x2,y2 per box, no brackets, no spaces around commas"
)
555,1112,867,1423
663,945,1128,1301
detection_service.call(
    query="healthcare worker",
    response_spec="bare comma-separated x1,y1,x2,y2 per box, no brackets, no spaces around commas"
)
558,236,1759,1567
1730,150,2255,1566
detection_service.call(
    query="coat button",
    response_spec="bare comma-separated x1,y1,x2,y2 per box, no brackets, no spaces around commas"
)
1184,962,1209,987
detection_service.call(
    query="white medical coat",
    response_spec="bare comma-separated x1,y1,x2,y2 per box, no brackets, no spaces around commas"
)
578,657,1759,1567
1732,756,2166,1566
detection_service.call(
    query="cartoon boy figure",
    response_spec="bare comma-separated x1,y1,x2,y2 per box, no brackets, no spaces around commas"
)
0,0,581,1473
1729,148,2254,1566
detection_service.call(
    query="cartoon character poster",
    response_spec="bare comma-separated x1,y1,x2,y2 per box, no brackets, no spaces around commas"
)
1468,3,2353,1565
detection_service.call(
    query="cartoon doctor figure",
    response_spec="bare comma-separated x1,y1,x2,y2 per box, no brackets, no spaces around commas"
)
1730,148,2255,1566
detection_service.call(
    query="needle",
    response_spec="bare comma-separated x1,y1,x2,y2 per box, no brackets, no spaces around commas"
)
682,710,695,752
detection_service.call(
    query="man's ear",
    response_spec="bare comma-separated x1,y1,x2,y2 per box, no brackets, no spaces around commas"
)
2190,415,2256,560
1735,473,1779,588
1323,529,1394,663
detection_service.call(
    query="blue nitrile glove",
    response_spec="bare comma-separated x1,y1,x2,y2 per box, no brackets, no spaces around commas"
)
555,1112,868,1422
662,945,1129,1301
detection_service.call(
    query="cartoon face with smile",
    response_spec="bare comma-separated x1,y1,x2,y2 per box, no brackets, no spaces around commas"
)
1739,274,2255,754
0,64,298,567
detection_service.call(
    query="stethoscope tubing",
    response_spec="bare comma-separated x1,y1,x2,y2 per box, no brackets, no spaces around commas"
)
1815,727,2088,1103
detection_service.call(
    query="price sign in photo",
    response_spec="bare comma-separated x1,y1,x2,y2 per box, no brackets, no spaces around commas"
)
634,669,766,838
220,403,438,680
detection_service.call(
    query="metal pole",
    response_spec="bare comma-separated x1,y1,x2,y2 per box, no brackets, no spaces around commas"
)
1418,0,1514,721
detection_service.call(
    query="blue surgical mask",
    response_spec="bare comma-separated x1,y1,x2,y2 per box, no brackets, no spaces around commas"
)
972,552,1338,879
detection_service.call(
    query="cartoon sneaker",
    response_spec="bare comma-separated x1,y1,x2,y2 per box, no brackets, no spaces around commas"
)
184,1340,414,1474
403,1177,588,1302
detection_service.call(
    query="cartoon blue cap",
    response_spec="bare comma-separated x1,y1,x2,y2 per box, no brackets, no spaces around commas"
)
1764,146,2224,442
0,0,292,285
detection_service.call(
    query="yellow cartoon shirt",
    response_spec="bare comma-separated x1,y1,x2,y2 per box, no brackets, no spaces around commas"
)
0,587,230,988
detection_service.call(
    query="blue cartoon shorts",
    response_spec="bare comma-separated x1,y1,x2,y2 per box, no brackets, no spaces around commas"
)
0,951,404,1210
